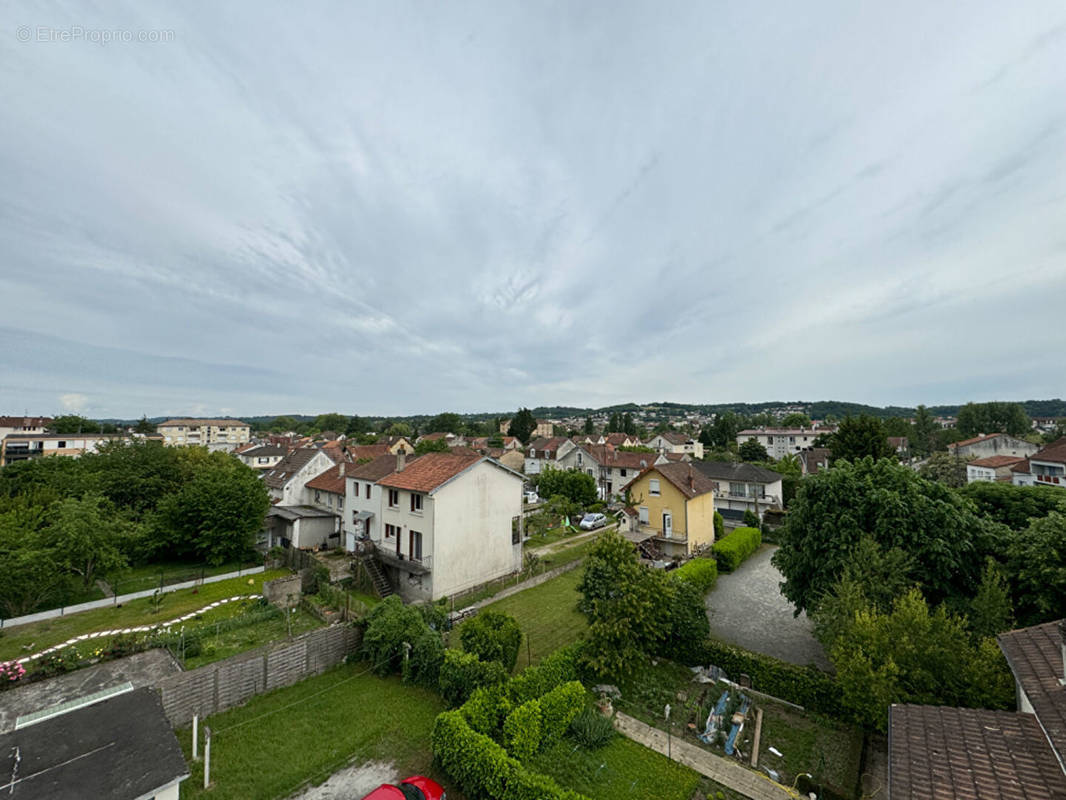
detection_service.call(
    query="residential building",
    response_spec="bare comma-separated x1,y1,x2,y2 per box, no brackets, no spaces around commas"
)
887,436,910,457
556,444,664,500
604,432,641,448
736,427,831,459
0,686,189,800
947,432,1039,460
887,618,1066,799
692,461,784,524
499,419,554,438
524,436,575,475
264,504,339,550
372,451,525,601
345,453,413,551
485,447,525,473
966,454,1028,483
624,462,717,558
306,462,348,521
157,418,250,451
798,447,832,476
644,431,704,459
1012,437,1066,489
0,432,127,466
236,443,286,470
263,447,337,505
0,415,52,439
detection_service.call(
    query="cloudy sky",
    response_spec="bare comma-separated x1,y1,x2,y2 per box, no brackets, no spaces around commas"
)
2,2,1065,419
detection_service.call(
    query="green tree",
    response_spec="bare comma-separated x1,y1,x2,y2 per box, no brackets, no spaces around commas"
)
312,413,349,434
622,413,637,436
50,414,102,434
1007,511,1066,626
384,422,413,437
708,412,742,449
956,402,1030,438
535,467,597,507
345,415,370,436
87,440,184,519
415,437,450,454
361,596,441,676
781,412,812,428
427,412,464,434
583,416,594,435
133,415,156,434
738,438,769,462
271,415,300,432
507,408,538,444
959,482,1064,530
459,611,523,671
968,558,1014,638
45,494,131,591
828,416,893,462
767,453,802,506
918,451,968,488
912,405,938,458
0,500,67,616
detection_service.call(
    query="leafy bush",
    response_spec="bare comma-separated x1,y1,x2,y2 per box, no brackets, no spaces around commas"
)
462,685,513,737
460,610,523,671
504,699,543,759
439,649,508,707
536,466,598,506
404,628,446,688
712,526,761,572
537,680,586,744
713,511,724,539
569,707,615,749
361,596,442,676
507,645,581,705
743,509,759,527
671,557,718,593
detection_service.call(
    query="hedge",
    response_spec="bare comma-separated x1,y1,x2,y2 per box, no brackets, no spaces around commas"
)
439,649,508,707
537,680,586,743
462,686,513,736
507,644,580,705
671,557,718,593
460,611,523,671
694,637,844,719
712,526,761,572
504,699,543,759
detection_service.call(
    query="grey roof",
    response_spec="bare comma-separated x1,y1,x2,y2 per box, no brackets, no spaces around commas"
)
241,444,286,458
263,447,324,489
267,505,338,521
0,687,188,799
692,460,781,483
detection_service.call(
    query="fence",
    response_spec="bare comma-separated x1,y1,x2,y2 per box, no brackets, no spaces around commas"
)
0,564,266,629
158,623,363,727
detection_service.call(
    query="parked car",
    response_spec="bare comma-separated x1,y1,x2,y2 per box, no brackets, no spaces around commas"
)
579,512,607,530
362,776,445,800
524,490,540,504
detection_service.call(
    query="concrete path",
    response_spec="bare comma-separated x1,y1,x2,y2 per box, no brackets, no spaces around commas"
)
525,525,607,557
613,712,794,800
705,545,829,670
450,560,583,621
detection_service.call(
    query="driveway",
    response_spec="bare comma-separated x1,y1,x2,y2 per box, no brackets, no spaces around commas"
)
705,545,830,670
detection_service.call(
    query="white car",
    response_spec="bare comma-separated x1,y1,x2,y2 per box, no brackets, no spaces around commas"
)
579,512,607,530
524,490,540,504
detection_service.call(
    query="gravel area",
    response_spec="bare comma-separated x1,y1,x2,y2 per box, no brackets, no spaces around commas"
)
285,760,398,800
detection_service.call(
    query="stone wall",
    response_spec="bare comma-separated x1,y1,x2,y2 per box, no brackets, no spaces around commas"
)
262,574,302,608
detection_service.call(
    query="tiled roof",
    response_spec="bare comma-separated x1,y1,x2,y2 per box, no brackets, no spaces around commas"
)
1011,459,1032,474
263,448,324,489
889,704,1066,800
377,452,482,493
0,416,52,427
157,418,249,427
693,460,782,484
1032,437,1066,466
998,620,1066,762
639,462,715,499
347,453,416,482
656,431,691,445
529,436,570,458
305,464,347,495
582,445,655,471
969,455,1028,468
348,443,391,461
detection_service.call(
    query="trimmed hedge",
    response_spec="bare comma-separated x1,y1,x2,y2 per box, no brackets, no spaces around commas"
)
671,557,718,593
462,686,513,736
439,649,508,707
504,699,543,759
460,610,523,671
507,645,580,705
694,637,844,719
538,680,586,743
712,526,762,572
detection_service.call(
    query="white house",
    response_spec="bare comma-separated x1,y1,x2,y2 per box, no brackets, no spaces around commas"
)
236,443,287,470
645,432,704,459
373,452,524,602
0,415,52,440
692,461,784,525
736,427,831,459
966,455,1028,483
344,452,413,551
1011,437,1066,489
555,444,665,500
524,436,575,475
948,433,1039,460
263,447,337,505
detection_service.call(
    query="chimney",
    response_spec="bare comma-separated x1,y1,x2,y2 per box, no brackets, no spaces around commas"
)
396,452,406,472
1059,620,1066,686
338,462,345,478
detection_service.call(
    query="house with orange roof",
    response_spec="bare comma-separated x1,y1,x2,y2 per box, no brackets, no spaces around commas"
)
1011,437,1066,489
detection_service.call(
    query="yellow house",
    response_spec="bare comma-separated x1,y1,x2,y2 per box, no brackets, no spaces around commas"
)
624,462,716,558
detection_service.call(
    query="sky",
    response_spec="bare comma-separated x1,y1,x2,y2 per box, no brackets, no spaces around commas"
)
2,2,1066,419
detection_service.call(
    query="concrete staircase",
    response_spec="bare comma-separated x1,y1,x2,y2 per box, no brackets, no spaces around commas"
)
363,557,393,598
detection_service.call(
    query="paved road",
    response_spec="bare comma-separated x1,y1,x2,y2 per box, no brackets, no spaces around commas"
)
706,545,830,670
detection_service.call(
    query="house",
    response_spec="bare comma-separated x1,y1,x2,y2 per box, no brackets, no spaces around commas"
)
644,432,704,459
887,436,910,457
486,447,525,473
887,619,1066,799
264,504,340,550
692,461,784,525
371,452,525,601
0,686,188,799
947,432,1039,460
1011,437,1066,489
736,427,831,459
0,432,128,466
0,416,52,440
524,436,575,475
345,453,415,551
966,454,1028,483
263,447,337,505
501,419,554,438
623,462,717,558
417,432,464,447
572,433,607,446
306,462,348,523
236,443,287,470
798,447,831,476
556,444,663,500
157,418,250,450
604,432,641,448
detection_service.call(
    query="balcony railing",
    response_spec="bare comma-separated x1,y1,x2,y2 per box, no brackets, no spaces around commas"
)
375,546,432,575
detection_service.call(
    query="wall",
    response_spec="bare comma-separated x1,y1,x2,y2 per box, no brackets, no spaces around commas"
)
628,470,693,557
262,574,302,607
686,490,716,552
158,624,362,727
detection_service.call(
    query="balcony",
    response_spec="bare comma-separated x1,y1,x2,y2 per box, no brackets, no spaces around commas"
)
375,546,432,575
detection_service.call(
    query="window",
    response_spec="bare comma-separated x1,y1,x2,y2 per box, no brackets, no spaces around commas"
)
410,493,423,513
314,490,322,503
385,523,399,539
57,441,66,448
767,436,773,444
620,468,627,477
729,482,746,497
409,530,423,561
388,489,399,508
512,515,521,544
639,506,649,524
365,483,371,499
577,453,583,465
649,478,660,496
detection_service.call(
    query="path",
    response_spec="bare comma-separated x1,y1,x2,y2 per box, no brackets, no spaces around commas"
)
613,712,794,800
525,525,607,557
705,545,829,670
450,560,583,621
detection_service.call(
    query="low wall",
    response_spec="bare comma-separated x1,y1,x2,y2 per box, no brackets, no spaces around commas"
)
263,574,302,608
158,623,362,727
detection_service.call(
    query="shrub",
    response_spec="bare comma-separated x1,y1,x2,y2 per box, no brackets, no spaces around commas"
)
743,509,760,527
538,680,586,744
504,699,543,760
462,686,513,737
0,660,26,688
361,596,440,676
507,644,581,705
439,649,508,707
569,707,615,749
404,628,445,688
460,610,523,671
712,526,762,572
671,557,718,593
713,510,724,540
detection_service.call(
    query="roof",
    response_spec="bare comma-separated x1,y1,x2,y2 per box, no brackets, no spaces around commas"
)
528,436,570,458
799,448,832,474
0,417,51,427
377,452,484,493
652,431,691,445
263,448,327,489
239,444,286,459
737,427,831,436
348,453,415,482
969,455,1028,469
693,460,782,484
1012,459,1032,474
998,620,1066,761
888,436,909,448
1031,437,1066,466
157,418,248,427
305,464,348,494
889,704,1066,800
267,504,339,520
637,462,716,499
348,443,391,461
0,687,188,800
582,445,656,471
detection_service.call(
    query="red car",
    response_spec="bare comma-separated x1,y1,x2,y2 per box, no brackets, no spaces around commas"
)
362,775,445,800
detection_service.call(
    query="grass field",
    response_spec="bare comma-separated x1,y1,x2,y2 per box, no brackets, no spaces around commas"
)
108,560,261,596
182,605,322,669
176,664,452,800
527,736,700,800
462,566,587,669
0,569,290,661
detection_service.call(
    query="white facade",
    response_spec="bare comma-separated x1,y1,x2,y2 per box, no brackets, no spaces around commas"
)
736,428,828,459
967,464,998,483
0,433,126,466
158,419,251,449
645,434,704,459
268,449,335,505
949,434,1039,460
524,438,575,475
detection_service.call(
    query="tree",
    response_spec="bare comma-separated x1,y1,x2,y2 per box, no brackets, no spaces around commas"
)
767,453,802,507
772,457,1003,614
134,415,156,434
622,413,637,436
271,415,300,432
956,402,1030,438
0,500,68,617
384,422,413,437
708,412,742,449
50,414,101,434
507,408,538,444
828,416,892,462
415,438,450,454
738,438,769,462
87,440,184,519
912,405,937,458
362,596,441,676
583,416,594,435
918,451,968,488
535,467,597,507
968,558,1013,639
781,412,811,428
427,413,464,434
45,494,131,591
1007,511,1066,626
959,482,1064,530
459,611,523,671
313,413,348,434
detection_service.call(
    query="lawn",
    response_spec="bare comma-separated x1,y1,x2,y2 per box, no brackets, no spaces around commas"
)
175,663,453,800
460,567,587,669
526,736,700,800
108,559,262,596
0,569,290,662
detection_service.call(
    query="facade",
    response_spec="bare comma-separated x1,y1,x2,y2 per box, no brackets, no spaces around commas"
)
157,418,250,450
736,427,831,459
557,444,664,500
798,447,832,476
692,461,784,524
0,432,126,466
344,453,413,551
947,432,1039,460
1011,437,1066,489
372,453,525,602
265,504,339,550
524,436,575,475
236,443,287,470
306,462,348,522
263,447,337,505
0,415,52,440
644,432,704,459
501,419,554,438
966,454,1028,483
624,462,717,558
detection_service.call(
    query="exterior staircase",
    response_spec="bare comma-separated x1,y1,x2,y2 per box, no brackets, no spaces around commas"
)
363,556,393,598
